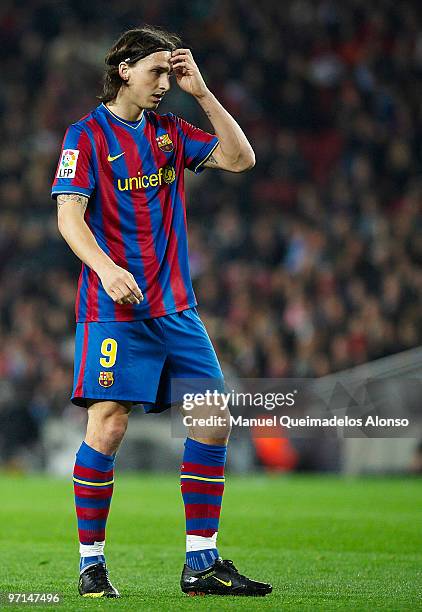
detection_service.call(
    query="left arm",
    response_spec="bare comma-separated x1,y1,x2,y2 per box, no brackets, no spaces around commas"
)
170,49,255,172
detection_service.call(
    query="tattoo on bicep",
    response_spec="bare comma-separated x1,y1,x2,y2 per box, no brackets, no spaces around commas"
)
57,193,88,213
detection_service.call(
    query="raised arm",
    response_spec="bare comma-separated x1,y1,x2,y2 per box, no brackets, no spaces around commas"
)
170,49,255,172
57,194,143,305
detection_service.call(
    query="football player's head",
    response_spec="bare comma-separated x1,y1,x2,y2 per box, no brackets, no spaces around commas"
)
99,25,182,109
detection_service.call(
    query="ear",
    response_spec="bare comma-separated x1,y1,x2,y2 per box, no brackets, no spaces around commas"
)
118,62,130,82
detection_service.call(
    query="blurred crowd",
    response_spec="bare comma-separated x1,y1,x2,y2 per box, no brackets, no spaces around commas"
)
1,0,422,462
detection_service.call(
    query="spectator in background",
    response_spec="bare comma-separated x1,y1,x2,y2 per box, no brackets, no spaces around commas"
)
0,0,422,464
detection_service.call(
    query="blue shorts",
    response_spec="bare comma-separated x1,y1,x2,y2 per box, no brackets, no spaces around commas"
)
72,307,224,413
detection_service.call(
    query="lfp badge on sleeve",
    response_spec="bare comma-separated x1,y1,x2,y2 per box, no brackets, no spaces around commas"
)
56,149,79,178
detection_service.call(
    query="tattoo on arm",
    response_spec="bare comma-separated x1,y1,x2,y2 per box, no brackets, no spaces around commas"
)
57,193,88,213
207,154,218,165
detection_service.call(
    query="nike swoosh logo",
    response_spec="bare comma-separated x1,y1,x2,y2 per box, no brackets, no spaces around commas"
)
213,577,232,587
82,591,105,598
107,152,125,162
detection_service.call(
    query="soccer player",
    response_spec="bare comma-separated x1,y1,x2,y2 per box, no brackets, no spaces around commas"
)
52,25,272,598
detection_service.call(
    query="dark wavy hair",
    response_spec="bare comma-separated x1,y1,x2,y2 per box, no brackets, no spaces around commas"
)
98,25,182,103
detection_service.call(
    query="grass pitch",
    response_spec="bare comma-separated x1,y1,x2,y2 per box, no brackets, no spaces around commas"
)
0,473,421,610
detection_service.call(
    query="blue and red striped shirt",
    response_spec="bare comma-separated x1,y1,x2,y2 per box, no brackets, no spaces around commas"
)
52,103,218,322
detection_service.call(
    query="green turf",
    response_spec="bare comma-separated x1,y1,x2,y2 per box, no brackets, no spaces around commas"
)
0,473,421,610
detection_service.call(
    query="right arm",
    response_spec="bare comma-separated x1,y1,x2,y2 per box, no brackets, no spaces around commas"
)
57,194,143,305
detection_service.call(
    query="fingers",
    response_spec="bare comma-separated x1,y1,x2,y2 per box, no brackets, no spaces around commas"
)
171,60,191,77
109,281,143,305
110,286,126,305
170,50,194,71
118,285,143,305
101,266,144,306
126,277,143,302
170,54,191,66
115,294,138,305
130,290,143,303
111,286,134,305
171,48,192,57
171,60,189,69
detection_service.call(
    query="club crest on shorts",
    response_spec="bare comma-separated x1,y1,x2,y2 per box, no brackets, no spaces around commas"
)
156,133,174,152
99,371,114,387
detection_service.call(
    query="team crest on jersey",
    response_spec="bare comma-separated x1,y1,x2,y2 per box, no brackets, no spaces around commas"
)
99,371,114,387
156,133,174,152
56,149,79,178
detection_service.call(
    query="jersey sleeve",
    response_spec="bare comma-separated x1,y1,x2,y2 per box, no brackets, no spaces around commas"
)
173,115,219,174
51,123,95,199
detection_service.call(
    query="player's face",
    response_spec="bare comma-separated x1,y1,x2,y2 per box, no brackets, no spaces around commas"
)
127,51,172,110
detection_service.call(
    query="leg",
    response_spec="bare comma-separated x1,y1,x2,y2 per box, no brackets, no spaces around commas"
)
74,400,131,597
179,398,272,596
71,318,165,597
85,399,132,454
155,310,229,571
179,397,231,571
155,309,271,593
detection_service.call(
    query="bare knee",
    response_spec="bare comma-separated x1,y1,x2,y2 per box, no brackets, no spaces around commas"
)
85,400,131,455
102,414,128,447
199,413,231,445
181,398,231,446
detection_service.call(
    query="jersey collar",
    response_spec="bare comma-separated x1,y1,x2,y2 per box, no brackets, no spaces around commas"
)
101,103,145,130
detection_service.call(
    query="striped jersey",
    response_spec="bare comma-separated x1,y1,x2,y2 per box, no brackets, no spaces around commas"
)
52,103,218,322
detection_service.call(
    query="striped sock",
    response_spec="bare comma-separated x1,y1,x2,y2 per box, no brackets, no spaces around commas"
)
181,438,226,571
73,442,115,573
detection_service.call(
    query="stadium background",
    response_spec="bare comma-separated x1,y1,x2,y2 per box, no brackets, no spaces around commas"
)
1,2,422,609
0,0,421,474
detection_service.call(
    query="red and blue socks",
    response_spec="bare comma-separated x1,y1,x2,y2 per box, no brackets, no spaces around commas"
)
181,438,227,571
73,441,115,573
74,438,225,574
